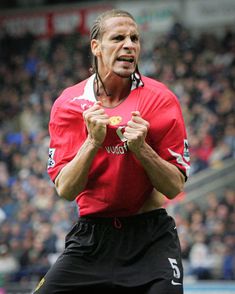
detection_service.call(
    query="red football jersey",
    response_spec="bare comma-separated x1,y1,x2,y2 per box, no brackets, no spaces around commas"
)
47,74,190,217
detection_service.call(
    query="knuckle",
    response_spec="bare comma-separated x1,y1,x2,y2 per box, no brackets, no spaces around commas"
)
90,116,97,124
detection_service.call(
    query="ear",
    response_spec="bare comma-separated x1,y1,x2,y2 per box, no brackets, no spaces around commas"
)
91,39,101,57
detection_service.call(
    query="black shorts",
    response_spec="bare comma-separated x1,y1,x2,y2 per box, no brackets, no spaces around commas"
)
33,208,183,294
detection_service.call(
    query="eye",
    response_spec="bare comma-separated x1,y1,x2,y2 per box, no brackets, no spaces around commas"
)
131,35,139,42
113,35,125,41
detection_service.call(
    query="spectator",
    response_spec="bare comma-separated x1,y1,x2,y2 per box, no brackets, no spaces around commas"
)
189,232,213,280
0,244,19,282
0,19,234,286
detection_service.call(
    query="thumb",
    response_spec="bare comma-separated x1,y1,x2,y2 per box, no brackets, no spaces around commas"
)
131,111,141,117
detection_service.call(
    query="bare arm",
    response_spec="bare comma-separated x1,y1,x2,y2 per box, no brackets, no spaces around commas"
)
55,102,109,201
55,138,99,201
134,142,185,198
124,111,185,199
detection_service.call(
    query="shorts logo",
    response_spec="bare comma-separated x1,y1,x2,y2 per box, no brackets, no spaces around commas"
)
34,277,45,292
47,148,56,168
168,258,182,286
171,280,182,286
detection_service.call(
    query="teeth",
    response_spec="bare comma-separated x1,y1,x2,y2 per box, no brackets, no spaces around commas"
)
118,57,133,62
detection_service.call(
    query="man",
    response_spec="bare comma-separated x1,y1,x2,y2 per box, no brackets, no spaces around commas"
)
35,9,190,294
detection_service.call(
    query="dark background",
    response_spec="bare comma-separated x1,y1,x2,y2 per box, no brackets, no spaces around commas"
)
0,0,101,10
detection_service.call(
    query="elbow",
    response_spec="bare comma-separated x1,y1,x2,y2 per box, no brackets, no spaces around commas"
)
55,177,79,202
56,186,76,202
166,184,184,199
165,175,185,199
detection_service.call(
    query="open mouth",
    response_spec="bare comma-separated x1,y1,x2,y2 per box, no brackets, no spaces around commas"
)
117,56,134,63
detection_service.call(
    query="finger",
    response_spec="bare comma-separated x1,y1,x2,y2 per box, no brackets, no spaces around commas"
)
127,119,149,130
83,108,106,121
124,125,141,136
127,120,140,128
131,116,150,129
123,131,142,142
89,115,110,125
131,111,141,116
130,112,143,123
83,101,103,115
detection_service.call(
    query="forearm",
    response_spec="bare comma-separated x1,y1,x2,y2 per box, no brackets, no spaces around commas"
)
55,138,100,201
134,142,185,199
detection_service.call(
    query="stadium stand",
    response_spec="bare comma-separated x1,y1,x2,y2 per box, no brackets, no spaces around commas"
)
0,7,234,293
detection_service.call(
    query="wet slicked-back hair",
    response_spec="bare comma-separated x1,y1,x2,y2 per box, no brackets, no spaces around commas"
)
89,9,143,96
90,9,135,41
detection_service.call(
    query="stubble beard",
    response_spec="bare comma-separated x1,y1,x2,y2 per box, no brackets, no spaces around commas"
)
114,67,135,79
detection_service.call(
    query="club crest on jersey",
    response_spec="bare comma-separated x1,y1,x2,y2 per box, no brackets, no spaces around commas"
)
47,148,56,168
109,116,122,126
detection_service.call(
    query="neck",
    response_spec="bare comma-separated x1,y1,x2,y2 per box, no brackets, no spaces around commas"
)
94,73,131,107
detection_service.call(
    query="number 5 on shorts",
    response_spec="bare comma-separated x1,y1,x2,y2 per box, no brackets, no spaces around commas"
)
168,258,181,279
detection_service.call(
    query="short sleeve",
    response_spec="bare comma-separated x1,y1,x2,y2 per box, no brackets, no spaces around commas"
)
149,92,190,179
47,105,86,182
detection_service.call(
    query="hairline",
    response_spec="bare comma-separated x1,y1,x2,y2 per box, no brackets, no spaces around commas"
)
90,10,136,41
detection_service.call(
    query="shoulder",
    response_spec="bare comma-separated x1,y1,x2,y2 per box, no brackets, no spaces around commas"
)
141,75,168,91
51,76,94,115
49,78,91,124
140,75,180,106
53,79,88,109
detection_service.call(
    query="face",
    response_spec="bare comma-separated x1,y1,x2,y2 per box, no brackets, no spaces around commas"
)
91,16,140,78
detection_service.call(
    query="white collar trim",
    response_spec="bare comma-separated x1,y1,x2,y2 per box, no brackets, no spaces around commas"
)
83,73,143,101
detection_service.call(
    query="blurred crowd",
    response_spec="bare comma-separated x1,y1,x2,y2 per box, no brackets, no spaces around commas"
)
175,188,235,281
0,21,235,286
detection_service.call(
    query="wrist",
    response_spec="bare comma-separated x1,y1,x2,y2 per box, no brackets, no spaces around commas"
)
132,142,150,158
87,138,102,149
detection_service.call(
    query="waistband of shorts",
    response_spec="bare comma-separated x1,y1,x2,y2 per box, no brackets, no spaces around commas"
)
78,208,167,225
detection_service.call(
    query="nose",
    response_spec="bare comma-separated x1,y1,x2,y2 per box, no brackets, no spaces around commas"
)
123,37,135,49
